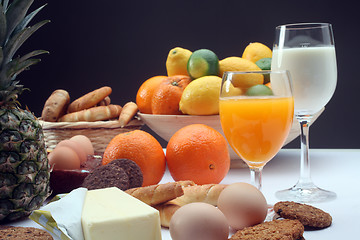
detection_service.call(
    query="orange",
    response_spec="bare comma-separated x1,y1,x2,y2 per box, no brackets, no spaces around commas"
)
166,124,230,184
136,75,167,114
151,75,191,115
102,130,166,186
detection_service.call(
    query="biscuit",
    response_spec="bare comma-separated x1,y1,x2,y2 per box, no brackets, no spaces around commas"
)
107,159,143,188
0,226,53,239
229,219,304,240
274,201,332,228
82,163,129,190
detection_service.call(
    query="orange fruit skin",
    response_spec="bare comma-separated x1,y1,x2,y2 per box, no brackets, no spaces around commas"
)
136,75,167,114
102,130,166,186
151,75,191,115
166,124,230,184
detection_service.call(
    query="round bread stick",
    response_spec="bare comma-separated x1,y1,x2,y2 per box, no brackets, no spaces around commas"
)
58,104,122,122
41,89,70,122
67,86,112,113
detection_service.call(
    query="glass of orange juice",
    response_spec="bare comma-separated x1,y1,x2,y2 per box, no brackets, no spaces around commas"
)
219,70,294,190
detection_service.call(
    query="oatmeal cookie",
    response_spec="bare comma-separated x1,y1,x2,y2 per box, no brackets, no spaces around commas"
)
274,201,332,228
229,219,304,240
0,226,53,239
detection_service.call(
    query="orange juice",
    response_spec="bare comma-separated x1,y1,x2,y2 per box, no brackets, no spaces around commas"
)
219,96,294,168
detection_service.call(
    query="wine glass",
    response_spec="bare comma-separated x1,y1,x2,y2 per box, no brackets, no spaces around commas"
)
271,23,337,202
219,70,294,190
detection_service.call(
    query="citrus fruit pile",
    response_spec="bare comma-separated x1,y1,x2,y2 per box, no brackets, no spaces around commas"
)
102,124,230,186
136,42,273,116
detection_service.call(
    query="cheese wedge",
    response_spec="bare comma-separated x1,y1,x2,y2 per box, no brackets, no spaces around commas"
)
81,187,162,240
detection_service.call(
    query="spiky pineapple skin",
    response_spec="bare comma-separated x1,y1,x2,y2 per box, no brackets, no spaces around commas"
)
0,108,51,222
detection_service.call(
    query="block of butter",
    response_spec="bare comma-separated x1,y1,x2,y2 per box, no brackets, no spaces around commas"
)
81,187,162,240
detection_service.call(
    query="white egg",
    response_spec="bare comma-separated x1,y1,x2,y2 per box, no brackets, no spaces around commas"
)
217,182,268,230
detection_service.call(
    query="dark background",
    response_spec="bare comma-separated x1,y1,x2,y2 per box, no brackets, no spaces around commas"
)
17,0,359,149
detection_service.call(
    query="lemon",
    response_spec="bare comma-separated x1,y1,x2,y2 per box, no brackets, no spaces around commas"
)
242,42,272,63
187,49,219,79
180,76,222,115
219,57,264,89
166,47,192,76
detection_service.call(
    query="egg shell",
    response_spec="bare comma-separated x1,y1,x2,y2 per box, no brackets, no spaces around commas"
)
169,202,229,240
57,139,87,164
217,182,268,230
70,135,94,155
48,146,81,170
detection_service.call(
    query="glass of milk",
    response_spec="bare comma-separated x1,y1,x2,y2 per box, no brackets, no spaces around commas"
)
272,23,337,203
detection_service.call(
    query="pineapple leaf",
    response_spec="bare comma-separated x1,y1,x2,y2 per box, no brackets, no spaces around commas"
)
1,0,9,11
0,47,3,65
0,4,6,45
12,4,47,38
19,49,48,62
4,0,33,43
2,19,49,65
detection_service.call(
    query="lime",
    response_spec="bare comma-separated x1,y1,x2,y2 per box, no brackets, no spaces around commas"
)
255,58,272,84
246,84,273,96
187,49,219,80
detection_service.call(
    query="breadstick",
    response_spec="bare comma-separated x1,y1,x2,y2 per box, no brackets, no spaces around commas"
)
118,102,138,127
125,181,191,206
67,86,112,113
97,96,111,106
58,104,122,122
155,184,227,227
41,89,70,122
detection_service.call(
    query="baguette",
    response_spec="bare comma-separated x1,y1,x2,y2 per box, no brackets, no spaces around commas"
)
58,104,122,122
67,86,112,113
155,183,227,227
125,181,193,206
97,96,111,106
118,101,138,127
41,89,70,122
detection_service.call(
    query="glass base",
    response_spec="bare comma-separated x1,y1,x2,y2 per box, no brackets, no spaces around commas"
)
275,182,337,203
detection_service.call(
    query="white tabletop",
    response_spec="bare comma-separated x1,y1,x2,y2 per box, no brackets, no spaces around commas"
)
160,148,360,240
4,149,360,240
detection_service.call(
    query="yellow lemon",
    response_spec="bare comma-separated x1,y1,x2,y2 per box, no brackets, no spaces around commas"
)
180,76,222,115
166,47,192,76
242,42,272,63
219,57,263,89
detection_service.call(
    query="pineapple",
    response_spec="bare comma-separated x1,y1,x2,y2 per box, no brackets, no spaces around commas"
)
0,0,51,222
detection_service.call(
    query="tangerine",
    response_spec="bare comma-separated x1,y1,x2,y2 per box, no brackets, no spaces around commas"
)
102,130,166,186
136,75,167,114
151,75,191,115
166,124,230,184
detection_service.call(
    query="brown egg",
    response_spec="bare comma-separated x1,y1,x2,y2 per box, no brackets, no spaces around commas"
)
48,146,81,170
217,182,268,230
57,139,87,164
169,202,229,240
70,135,94,155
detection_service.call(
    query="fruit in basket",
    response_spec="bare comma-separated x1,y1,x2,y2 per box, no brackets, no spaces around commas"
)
0,0,51,222
187,49,219,79
166,124,230,184
242,42,272,63
219,57,264,89
136,75,167,114
179,76,222,115
151,75,191,115
102,130,166,186
166,47,192,76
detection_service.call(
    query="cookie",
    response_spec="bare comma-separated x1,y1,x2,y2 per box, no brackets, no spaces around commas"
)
230,219,304,240
107,159,143,188
0,226,53,239
82,163,129,190
274,201,332,228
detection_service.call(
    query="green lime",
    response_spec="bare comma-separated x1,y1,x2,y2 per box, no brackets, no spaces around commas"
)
246,84,273,96
255,58,271,84
187,49,219,80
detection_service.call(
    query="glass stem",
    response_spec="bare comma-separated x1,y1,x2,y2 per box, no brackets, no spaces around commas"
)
297,116,314,187
250,167,263,190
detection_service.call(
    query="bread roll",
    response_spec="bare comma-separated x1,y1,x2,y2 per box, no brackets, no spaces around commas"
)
41,89,70,122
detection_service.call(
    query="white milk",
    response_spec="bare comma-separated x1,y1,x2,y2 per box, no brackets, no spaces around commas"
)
272,46,337,115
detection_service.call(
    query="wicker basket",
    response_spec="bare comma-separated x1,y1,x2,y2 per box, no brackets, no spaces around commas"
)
39,118,143,152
